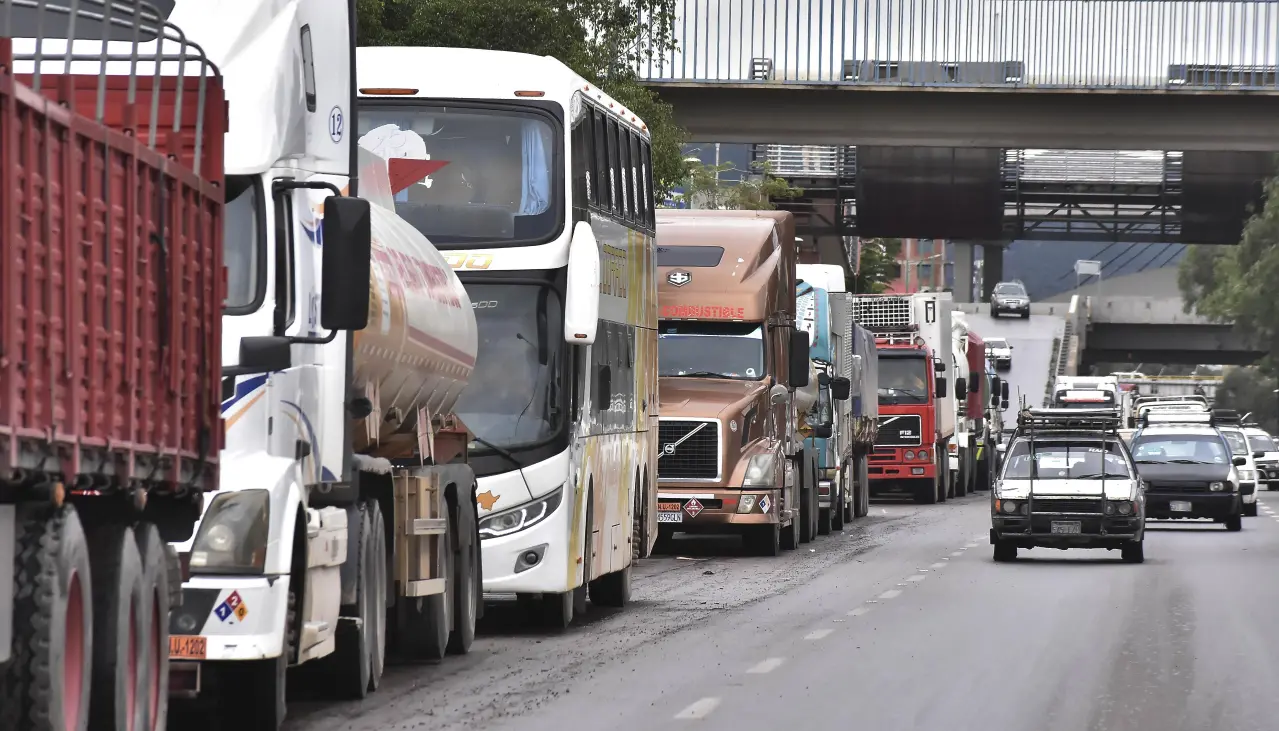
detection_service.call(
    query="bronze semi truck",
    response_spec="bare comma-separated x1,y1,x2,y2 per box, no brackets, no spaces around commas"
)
652,211,819,556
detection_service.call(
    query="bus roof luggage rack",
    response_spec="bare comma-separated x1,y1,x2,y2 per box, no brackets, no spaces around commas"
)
1140,410,1215,427
1017,407,1123,434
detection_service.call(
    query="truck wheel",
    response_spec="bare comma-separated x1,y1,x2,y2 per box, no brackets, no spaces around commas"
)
914,478,938,505
366,501,388,691
1121,542,1145,564
780,519,799,551
831,474,846,532
818,504,833,536
396,517,451,662
589,564,632,607
333,503,374,697
447,494,479,654
87,523,146,731
747,524,781,556
1225,514,1243,532
3,505,93,731
853,459,870,518
134,522,170,731
1244,500,1258,517
992,541,1018,562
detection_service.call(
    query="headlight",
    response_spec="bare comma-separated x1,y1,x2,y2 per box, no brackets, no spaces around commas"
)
1209,481,1225,492
742,453,777,488
189,490,270,575
904,450,916,460
478,486,563,540
1106,500,1134,516
1001,500,1019,514
917,449,928,462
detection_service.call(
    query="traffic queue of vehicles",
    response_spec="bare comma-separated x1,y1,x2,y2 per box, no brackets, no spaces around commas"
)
0,4,1014,728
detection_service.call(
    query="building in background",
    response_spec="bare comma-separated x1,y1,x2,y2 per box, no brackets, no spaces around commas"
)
882,238,948,293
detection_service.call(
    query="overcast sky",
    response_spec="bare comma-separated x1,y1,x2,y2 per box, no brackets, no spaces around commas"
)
643,0,1279,86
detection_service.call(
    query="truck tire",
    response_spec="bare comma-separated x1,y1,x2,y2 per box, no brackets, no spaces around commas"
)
830,467,846,532
367,501,388,691
87,523,146,731
914,478,938,505
747,524,781,556
1225,514,1243,532
134,522,170,731
4,505,93,731
396,524,451,662
447,492,479,654
214,652,287,730
1121,542,1145,563
853,458,870,518
992,541,1018,562
780,519,799,551
333,502,374,697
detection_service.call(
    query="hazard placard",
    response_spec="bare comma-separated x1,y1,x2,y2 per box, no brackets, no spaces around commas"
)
684,498,704,518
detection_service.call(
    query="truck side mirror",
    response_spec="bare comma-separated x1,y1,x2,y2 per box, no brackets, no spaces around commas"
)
1000,398,1010,410
564,221,600,344
1254,451,1266,459
954,377,967,398
813,425,833,439
238,335,292,374
969,378,981,395
1000,381,1010,400
934,360,946,373
1233,456,1247,467
789,331,810,388
320,196,372,330
830,377,851,401
935,376,948,399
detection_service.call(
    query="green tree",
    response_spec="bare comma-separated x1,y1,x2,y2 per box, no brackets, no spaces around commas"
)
675,160,803,210
354,0,687,200
1178,164,1279,372
848,238,903,294
1215,367,1279,433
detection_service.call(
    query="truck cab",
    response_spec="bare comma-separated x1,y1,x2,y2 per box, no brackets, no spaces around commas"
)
654,211,816,556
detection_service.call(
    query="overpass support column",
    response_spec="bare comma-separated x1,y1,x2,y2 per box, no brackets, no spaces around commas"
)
951,242,976,302
981,242,1006,300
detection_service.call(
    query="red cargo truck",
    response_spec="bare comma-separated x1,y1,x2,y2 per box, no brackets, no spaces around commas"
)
0,5,225,730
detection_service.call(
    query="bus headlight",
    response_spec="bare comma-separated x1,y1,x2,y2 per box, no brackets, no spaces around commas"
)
742,454,777,488
478,487,563,540
189,490,270,575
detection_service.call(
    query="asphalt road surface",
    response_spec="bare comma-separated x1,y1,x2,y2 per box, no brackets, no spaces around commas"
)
280,490,1279,731
977,310,1064,409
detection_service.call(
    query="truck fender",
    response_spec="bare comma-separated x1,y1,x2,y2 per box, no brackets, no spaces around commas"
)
227,452,307,577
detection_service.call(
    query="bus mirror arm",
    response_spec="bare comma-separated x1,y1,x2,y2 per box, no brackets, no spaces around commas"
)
564,221,600,345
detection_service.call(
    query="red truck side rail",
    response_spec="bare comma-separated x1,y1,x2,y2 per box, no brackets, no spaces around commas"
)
0,35,226,494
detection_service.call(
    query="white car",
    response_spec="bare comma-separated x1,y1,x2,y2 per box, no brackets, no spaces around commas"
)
985,338,1012,371
1220,425,1260,516
991,409,1145,563
1243,426,1279,489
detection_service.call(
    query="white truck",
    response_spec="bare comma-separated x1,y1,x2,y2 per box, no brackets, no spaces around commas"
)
163,2,482,727
949,314,976,498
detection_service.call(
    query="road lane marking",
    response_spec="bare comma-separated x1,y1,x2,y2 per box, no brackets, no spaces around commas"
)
676,698,722,720
848,607,871,617
906,574,926,582
930,562,947,569
747,658,786,674
964,543,980,548
951,551,964,556
878,589,902,600
805,629,834,641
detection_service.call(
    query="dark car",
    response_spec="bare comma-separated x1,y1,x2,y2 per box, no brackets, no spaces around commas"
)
1131,424,1245,531
990,281,1030,319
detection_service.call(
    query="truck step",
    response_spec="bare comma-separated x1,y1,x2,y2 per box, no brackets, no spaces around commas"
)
411,518,447,536
404,578,446,597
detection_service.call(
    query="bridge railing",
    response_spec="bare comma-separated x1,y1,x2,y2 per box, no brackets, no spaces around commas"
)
642,0,1279,90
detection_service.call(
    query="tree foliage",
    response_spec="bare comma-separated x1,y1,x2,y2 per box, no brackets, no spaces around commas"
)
1178,171,1279,371
354,0,687,200
1215,367,1279,434
676,161,803,210
848,238,903,294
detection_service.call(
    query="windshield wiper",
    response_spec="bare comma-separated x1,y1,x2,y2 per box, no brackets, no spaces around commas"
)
1073,473,1132,480
881,388,925,398
470,435,523,469
673,370,735,379
1166,458,1211,464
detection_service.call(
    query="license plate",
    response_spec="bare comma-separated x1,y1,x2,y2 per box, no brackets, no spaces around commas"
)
657,511,683,523
657,502,682,513
1170,501,1193,513
169,635,207,660
1050,521,1082,535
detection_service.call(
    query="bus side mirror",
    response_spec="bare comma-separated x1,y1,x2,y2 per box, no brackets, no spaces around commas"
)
320,196,372,330
564,221,600,344
935,376,948,399
830,377,851,401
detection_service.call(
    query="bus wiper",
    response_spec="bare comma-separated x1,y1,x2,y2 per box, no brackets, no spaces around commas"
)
470,435,522,469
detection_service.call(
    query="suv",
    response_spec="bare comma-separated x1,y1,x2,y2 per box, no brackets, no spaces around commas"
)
990,408,1145,563
1130,412,1244,531
1217,417,1259,516
1243,425,1279,489
990,281,1030,319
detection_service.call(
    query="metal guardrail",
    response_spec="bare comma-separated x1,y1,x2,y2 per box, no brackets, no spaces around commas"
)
642,0,1279,91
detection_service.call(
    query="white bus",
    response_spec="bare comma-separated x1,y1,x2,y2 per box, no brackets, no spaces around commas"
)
355,47,659,628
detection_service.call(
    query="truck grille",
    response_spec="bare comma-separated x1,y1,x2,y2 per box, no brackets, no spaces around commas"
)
657,420,719,480
852,296,911,330
1031,498,1103,514
875,415,923,447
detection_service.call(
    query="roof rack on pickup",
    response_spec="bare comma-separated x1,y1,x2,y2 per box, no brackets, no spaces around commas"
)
1139,410,1216,427
1133,394,1209,408
1016,407,1123,434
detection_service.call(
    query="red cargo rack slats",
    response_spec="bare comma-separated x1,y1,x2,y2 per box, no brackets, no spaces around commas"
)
0,62,225,494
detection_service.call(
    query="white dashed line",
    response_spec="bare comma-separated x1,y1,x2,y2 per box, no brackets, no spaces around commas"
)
747,658,786,674
906,574,926,582
805,629,834,641
879,589,903,600
964,543,980,548
951,551,964,556
675,698,722,720
930,562,947,569
848,606,871,617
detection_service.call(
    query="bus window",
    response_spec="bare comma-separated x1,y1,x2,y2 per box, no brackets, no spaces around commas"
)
606,117,620,216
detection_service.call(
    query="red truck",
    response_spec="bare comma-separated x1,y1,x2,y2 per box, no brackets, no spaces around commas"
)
0,6,225,730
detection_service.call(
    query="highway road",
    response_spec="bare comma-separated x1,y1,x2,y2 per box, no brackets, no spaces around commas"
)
279,490,1279,731
973,309,1065,410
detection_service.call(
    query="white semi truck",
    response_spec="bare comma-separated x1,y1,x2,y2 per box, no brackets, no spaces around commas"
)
162,2,482,727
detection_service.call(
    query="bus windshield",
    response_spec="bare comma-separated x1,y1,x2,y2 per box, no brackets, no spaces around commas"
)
454,283,565,452
658,322,765,380
357,103,561,247
879,356,930,405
